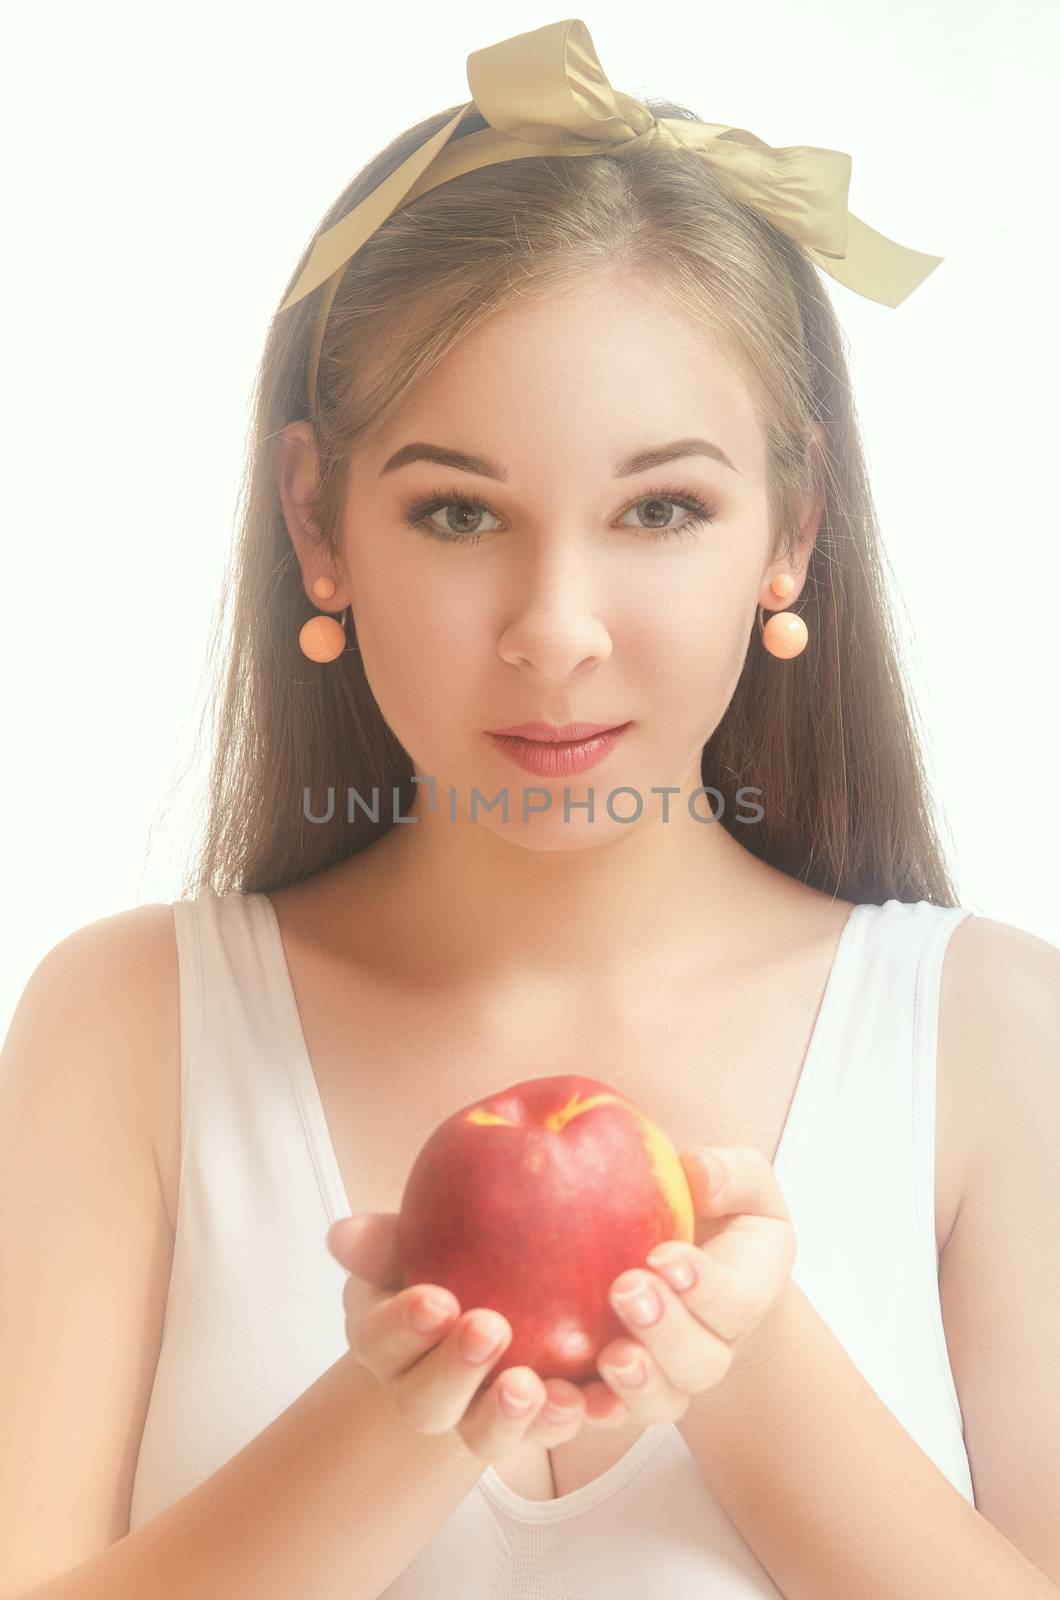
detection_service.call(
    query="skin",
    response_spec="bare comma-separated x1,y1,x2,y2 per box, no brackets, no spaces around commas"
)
276,265,826,1452
277,267,825,1009
324,1146,797,1458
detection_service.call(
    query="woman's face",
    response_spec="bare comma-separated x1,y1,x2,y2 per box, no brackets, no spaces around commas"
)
313,271,813,850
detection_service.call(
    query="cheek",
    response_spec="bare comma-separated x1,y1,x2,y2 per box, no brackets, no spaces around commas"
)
350,549,755,752
351,579,479,748
629,580,751,696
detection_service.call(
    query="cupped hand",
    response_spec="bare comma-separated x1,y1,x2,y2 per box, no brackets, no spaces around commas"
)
594,1146,797,1422
326,1211,634,1451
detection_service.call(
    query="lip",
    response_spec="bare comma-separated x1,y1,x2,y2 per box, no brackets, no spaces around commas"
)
488,721,626,742
484,722,632,778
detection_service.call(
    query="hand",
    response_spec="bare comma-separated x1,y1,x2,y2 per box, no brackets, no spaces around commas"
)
596,1145,797,1421
326,1212,635,1463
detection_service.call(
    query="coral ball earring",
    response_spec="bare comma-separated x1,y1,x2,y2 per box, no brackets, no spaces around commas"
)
762,611,809,659
299,576,348,662
299,613,348,662
759,572,809,659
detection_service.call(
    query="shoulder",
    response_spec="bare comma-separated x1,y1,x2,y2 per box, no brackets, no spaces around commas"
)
16,904,181,1231
939,910,1059,1037
937,912,1060,1246
33,904,180,1037
35,901,178,971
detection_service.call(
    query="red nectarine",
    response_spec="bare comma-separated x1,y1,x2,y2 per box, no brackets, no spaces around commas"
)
396,1075,695,1385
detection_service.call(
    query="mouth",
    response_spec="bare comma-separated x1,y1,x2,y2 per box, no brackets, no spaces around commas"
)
483,721,633,777
486,721,631,743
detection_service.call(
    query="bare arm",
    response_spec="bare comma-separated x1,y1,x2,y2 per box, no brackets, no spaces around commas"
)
669,920,1060,1598
25,1347,486,1600
2,907,617,1600
0,908,488,1600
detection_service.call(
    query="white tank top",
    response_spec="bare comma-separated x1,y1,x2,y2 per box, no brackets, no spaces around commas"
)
130,888,976,1595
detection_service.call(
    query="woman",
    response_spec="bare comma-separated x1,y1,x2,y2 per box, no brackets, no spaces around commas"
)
3,20,1057,1600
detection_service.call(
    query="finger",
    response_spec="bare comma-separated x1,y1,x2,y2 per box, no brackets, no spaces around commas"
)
605,1266,731,1397
645,1243,774,1346
327,1212,403,1287
465,1369,628,1458
580,1378,635,1428
596,1339,689,1421
394,1307,517,1436
352,1282,462,1381
457,1365,551,1459
524,1378,587,1440
683,1146,790,1224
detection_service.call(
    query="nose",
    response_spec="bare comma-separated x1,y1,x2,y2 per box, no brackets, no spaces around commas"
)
496,539,614,679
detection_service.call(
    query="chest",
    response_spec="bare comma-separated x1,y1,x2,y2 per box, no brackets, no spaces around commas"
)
204,916,968,1505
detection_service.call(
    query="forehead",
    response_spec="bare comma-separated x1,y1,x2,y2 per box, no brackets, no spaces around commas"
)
358,273,765,483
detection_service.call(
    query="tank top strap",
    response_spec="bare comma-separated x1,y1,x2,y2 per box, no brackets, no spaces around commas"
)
170,887,341,1236
134,891,356,1527
779,898,974,1242
780,897,975,1431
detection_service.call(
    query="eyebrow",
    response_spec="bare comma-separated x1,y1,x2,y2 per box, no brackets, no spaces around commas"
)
379,436,738,480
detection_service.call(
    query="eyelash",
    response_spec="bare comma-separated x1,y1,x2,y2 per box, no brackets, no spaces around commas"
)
400,481,720,547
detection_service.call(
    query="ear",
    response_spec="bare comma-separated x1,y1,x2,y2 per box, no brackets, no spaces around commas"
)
795,421,827,562
275,421,351,611
763,423,827,608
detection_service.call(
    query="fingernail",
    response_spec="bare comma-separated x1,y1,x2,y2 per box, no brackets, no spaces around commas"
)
543,1399,579,1424
603,1355,646,1387
499,1381,536,1416
612,1281,663,1326
459,1319,507,1364
647,1251,697,1291
408,1294,453,1333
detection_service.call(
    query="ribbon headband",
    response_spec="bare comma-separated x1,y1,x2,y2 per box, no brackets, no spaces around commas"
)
279,17,943,421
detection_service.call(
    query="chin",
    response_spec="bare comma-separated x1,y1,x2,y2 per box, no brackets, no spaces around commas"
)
458,789,638,850
490,820,623,852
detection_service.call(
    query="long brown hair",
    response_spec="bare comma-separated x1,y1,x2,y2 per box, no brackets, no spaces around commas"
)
168,97,962,908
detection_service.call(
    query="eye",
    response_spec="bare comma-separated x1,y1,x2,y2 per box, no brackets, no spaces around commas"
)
404,492,505,544
401,483,719,547
615,486,718,542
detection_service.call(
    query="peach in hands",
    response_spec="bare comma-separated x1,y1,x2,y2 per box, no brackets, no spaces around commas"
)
396,1075,694,1384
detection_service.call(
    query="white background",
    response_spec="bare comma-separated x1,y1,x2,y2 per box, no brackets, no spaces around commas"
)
2,0,1057,1036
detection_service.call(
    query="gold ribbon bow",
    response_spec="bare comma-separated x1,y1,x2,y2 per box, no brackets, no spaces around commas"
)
280,17,943,418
